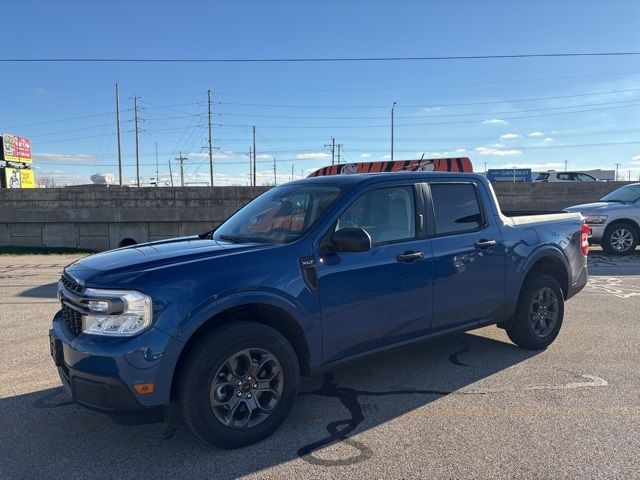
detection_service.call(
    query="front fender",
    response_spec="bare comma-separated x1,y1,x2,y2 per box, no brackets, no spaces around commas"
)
170,288,322,369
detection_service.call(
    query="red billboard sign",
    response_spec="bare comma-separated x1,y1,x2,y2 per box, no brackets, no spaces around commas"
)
1,134,32,164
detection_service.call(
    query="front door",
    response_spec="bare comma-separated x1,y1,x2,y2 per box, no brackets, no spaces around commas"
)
317,184,433,364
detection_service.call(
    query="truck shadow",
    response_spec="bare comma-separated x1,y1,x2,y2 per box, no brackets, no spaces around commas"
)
1,332,539,479
17,282,58,299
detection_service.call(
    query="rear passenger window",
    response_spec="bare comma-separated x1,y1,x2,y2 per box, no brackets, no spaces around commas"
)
430,183,483,235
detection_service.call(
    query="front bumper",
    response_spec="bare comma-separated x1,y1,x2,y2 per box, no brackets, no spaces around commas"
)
50,310,181,414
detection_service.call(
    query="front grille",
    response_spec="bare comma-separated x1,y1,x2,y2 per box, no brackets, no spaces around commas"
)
62,304,83,337
61,273,84,295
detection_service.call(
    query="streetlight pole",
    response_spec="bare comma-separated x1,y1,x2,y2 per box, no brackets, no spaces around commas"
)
391,102,396,162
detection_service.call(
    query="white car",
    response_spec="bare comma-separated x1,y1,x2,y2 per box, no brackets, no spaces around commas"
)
533,171,598,182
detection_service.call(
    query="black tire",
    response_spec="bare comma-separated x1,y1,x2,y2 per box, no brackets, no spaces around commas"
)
178,321,300,448
601,222,639,256
507,273,564,350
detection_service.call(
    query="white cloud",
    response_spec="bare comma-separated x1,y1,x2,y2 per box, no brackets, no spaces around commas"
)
528,131,544,137
295,152,330,160
475,146,522,157
482,119,508,125
500,133,521,140
33,87,49,95
256,154,272,159
632,155,640,162
455,148,467,153
422,107,442,113
359,153,372,158
33,152,98,163
188,150,234,159
500,162,564,169
542,137,554,144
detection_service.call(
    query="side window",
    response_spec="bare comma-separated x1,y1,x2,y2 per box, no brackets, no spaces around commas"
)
557,173,571,181
430,183,483,235
337,186,416,245
577,173,595,181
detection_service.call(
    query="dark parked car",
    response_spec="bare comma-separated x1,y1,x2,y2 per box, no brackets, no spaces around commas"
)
50,172,588,448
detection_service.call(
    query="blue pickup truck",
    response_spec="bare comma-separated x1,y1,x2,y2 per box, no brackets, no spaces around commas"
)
50,172,588,448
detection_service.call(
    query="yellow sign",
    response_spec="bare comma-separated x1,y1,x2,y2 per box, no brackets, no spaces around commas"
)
2,167,35,188
19,169,35,188
4,167,22,188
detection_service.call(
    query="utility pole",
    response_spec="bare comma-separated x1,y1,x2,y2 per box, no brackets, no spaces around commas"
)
273,157,277,186
484,162,487,175
168,161,174,187
248,147,252,185
391,101,396,162
336,143,342,165
115,83,123,186
614,163,621,181
155,141,159,187
325,137,336,165
564,160,568,171
291,164,294,181
207,89,214,187
176,152,187,187
133,96,142,187
252,126,257,187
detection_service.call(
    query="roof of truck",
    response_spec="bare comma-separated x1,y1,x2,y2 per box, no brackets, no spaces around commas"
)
286,171,485,187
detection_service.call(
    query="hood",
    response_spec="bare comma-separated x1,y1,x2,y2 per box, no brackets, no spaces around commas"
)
65,236,275,286
564,201,631,213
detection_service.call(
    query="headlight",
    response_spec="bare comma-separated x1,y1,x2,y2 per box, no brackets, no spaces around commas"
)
583,215,607,225
82,289,152,337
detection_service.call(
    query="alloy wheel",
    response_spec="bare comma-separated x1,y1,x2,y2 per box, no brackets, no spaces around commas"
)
209,348,284,429
529,287,559,337
610,228,634,252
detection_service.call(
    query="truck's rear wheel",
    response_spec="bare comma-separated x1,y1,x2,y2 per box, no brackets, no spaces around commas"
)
507,273,564,350
178,321,300,448
602,222,638,255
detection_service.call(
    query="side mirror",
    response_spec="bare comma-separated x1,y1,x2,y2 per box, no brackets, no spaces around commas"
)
330,227,372,252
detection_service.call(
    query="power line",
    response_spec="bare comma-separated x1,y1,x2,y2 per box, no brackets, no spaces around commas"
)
2,52,640,63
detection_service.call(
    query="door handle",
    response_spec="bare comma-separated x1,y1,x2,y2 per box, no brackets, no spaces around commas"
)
474,239,496,249
396,251,424,263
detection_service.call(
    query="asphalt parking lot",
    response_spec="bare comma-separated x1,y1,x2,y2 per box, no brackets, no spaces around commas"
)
1,252,639,479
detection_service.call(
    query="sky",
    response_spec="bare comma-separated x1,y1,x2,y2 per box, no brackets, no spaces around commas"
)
2,0,640,186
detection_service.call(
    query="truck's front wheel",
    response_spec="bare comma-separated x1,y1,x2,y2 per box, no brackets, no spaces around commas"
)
507,273,564,350
178,321,300,448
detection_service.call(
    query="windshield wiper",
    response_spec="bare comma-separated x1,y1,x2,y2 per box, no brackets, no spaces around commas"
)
217,234,243,244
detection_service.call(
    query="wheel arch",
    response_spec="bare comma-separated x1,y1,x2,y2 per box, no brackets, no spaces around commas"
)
521,249,569,299
170,302,311,400
605,218,640,235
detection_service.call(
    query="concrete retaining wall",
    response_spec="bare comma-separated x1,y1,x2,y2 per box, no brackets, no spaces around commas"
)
491,181,632,212
0,182,634,251
0,187,269,250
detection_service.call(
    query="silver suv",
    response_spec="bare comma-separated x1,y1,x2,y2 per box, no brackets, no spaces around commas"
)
565,183,640,255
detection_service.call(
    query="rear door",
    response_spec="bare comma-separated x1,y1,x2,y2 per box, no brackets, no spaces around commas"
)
316,182,433,363
427,180,506,330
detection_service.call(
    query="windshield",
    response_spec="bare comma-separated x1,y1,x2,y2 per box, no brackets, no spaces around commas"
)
600,184,640,203
213,185,342,244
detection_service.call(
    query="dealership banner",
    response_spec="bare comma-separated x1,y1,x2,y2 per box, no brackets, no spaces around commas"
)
1,134,32,164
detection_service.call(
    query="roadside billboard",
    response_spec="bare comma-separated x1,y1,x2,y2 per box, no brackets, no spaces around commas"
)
1,134,32,164
19,168,35,188
3,167,22,188
1,167,35,188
